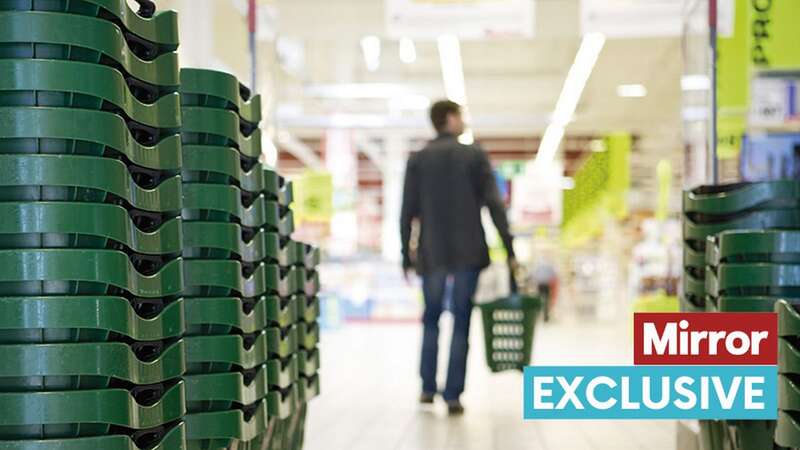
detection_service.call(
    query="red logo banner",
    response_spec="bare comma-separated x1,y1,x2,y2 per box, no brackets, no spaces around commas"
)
633,313,777,365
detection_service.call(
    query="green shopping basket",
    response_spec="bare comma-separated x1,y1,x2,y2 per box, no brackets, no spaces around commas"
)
479,278,543,372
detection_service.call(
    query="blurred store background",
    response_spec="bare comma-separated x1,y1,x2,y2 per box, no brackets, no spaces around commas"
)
158,0,688,324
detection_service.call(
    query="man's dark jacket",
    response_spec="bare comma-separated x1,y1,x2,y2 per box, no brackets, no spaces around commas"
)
400,133,515,274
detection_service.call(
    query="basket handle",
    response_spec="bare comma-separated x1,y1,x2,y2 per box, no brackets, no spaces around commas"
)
509,271,519,295
135,0,156,18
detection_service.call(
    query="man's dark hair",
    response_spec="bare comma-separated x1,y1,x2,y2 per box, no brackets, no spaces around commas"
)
429,100,461,133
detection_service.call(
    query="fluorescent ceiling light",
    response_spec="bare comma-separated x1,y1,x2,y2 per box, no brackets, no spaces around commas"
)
681,74,711,91
535,32,606,166
437,35,467,105
399,37,417,64
616,83,647,98
537,124,566,164
437,34,474,143
360,35,381,72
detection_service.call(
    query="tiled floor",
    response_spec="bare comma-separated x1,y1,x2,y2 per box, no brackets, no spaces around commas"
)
303,315,676,450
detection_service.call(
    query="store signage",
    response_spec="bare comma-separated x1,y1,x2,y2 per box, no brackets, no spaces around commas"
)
524,312,778,420
581,0,734,39
749,77,798,127
751,0,771,66
580,0,682,38
510,161,563,227
384,0,535,40
749,0,800,70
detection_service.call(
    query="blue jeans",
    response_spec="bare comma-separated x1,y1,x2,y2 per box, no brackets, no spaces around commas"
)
420,268,480,401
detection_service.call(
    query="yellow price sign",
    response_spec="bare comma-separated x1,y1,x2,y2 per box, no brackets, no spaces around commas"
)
293,170,333,223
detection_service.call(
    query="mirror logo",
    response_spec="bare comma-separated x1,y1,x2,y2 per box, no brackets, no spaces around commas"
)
523,313,778,420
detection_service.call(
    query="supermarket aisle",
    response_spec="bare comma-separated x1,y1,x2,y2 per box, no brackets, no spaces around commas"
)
304,316,675,450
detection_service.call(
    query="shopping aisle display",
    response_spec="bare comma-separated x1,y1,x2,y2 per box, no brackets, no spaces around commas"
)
179,68,319,450
0,1,186,449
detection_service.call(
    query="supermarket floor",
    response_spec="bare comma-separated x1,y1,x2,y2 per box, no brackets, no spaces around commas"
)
303,315,676,450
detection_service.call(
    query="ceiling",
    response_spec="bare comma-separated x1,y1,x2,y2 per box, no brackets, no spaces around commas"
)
273,0,683,134
271,0,686,210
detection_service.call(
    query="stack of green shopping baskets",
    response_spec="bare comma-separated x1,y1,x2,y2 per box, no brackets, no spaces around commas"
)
776,299,800,448
704,229,800,449
179,68,319,450
706,230,800,313
684,180,800,450
0,1,186,449
681,181,800,312
270,181,321,450
179,68,273,450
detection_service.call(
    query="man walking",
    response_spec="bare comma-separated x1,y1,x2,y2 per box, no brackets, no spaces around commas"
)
400,100,516,415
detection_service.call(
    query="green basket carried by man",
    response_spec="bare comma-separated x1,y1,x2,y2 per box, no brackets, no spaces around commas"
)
479,272,543,372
